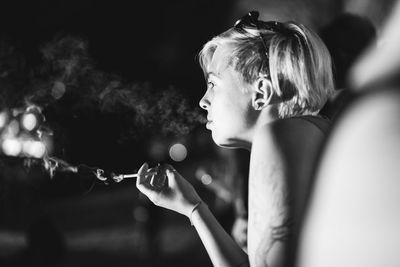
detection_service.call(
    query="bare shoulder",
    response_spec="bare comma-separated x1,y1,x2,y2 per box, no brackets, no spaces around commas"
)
249,116,328,224
252,117,327,161
248,117,328,266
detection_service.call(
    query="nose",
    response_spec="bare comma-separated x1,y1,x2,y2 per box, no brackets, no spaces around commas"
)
199,93,210,110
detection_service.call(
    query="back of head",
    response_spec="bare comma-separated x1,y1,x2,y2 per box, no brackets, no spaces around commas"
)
199,13,334,119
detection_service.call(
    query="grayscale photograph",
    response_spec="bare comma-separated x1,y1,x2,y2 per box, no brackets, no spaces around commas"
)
0,0,399,266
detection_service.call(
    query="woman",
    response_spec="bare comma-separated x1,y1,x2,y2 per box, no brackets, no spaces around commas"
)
136,11,334,267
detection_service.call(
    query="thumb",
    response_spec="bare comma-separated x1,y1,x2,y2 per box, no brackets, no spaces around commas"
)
164,165,177,187
137,162,148,187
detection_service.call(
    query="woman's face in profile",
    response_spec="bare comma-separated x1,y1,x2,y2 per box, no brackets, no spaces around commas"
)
199,45,257,148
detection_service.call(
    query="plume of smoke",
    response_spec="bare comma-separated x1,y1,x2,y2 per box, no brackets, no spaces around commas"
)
36,34,206,139
99,82,206,139
0,34,209,193
1,34,206,146
28,35,105,107
40,35,92,80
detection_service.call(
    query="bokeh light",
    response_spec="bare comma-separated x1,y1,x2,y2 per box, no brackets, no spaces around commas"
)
0,111,8,128
169,143,187,162
51,81,67,100
195,167,213,185
22,140,33,154
2,138,22,156
201,174,213,185
21,113,38,131
0,107,50,158
6,120,20,137
22,140,46,158
30,141,46,158
195,167,206,178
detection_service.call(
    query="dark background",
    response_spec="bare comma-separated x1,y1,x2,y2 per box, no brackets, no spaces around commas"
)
0,0,395,266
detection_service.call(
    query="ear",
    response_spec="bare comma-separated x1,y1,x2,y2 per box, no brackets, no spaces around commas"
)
251,76,274,111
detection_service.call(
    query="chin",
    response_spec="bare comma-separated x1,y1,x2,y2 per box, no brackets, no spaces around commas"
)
211,131,243,149
211,131,229,146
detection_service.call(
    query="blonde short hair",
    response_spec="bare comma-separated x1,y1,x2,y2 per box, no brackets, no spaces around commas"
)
199,20,334,118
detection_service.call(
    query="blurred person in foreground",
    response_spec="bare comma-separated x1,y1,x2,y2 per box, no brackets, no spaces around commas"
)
297,1,400,266
136,11,334,267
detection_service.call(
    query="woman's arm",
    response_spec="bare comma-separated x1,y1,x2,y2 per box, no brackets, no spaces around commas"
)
248,119,325,267
136,163,249,267
191,202,249,267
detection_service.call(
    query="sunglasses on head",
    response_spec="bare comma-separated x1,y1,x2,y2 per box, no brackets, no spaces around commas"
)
234,11,284,57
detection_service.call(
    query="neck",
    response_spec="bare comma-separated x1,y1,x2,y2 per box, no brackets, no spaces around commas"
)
247,106,278,146
221,106,278,151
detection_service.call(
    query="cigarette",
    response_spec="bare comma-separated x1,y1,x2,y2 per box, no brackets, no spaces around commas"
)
112,173,137,182
112,171,157,182
119,173,138,179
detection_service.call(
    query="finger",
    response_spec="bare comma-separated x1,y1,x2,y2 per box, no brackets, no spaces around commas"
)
149,173,166,189
150,174,156,187
146,171,157,176
147,166,158,174
164,165,177,187
159,172,167,188
137,162,149,187
163,163,176,172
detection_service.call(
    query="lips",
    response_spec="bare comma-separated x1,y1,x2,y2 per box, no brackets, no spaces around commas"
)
205,115,213,129
206,120,213,129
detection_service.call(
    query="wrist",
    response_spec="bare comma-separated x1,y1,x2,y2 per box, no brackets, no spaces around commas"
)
183,192,202,217
188,201,207,226
184,199,202,217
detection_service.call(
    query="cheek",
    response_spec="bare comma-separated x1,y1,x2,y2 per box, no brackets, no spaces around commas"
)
213,103,238,127
214,96,252,124
213,105,253,137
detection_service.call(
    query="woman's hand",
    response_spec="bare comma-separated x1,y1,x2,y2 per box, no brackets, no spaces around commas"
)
136,163,202,218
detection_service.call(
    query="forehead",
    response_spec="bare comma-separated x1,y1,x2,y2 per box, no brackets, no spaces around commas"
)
207,44,235,76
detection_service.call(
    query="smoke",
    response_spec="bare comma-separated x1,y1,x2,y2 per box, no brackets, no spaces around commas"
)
0,34,207,183
99,82,206,139
1,34,206,141
41,156,113,184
